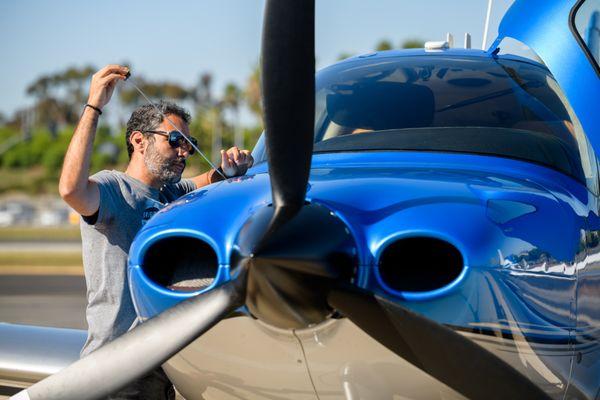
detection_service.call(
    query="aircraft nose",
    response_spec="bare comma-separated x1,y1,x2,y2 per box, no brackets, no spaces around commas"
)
231,202,358,329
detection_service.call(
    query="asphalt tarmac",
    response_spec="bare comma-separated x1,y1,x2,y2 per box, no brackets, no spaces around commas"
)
0,274,87,329
0,274,189,400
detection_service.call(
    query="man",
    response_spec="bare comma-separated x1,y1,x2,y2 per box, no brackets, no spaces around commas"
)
59,65,253,399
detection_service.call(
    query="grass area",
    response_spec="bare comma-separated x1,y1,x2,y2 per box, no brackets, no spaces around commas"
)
0,251,81,266
0,226,80,241
0,265,83,275
0,250,83,275
0,167,59,194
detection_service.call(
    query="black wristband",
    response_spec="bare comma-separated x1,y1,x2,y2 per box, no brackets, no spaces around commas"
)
84,104,102,115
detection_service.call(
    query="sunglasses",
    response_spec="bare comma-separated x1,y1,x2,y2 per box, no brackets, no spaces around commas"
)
144,130,198,155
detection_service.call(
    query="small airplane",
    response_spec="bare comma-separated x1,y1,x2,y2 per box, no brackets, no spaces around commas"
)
2,0,600,399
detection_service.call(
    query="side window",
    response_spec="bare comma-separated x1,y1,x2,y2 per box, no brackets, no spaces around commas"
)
572,0,600,75
597,158,600,195
586,135,599,195
545,75,599,194
251,133,267,164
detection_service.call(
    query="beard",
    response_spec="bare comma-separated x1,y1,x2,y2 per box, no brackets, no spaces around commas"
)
144,143,186,185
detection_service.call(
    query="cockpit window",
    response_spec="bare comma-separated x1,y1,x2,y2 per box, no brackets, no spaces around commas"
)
315,56,595,188
252,55,597,192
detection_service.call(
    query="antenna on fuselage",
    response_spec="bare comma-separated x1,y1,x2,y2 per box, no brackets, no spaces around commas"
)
482,0,493,50
446,33,454,48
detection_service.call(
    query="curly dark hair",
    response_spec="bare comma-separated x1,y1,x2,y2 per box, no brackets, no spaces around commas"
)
125,101,192,159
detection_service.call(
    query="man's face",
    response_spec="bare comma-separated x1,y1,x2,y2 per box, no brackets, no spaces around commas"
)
143,114,191,185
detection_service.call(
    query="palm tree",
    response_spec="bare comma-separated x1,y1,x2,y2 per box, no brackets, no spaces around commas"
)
190,72,214,110
223,82,243,148
209,105,223,165
25,66,96,130
245,64,262,123
375,39,393,51
401,38,425,49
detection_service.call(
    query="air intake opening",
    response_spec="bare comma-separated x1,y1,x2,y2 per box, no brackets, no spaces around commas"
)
378,237,463,293
142,236,218,292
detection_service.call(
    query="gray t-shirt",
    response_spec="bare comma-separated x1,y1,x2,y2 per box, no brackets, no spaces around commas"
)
79,170,196,357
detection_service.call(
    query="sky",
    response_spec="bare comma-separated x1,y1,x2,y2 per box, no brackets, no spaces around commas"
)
0,0,513,122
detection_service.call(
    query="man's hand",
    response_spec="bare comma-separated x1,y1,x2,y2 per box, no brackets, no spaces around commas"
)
87,65,129,110
220,147,254,177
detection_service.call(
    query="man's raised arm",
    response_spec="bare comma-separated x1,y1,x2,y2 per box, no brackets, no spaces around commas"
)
58,65,129,216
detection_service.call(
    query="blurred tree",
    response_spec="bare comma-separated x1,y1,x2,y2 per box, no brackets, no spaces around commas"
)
41,128,74,178
34,98,72,136
245,65,262,122
401,38,425,49
6,109,24,132
29,129,53,163
188,106,218,171
119,77,190,108
60,65,96,106
162,83,189,100
26,75,53,99
223,82,241,112
200,73,213,104
244,125,263,151
223,82,243,148
1,62,271,194
336,52,355,61
210,103,226,165
375,39,393,51
25,65,96,130
42,145,67,173
190,72,214,111
188,72,223,166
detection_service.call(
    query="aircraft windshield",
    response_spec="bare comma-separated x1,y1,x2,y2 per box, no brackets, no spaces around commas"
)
253,55,597,189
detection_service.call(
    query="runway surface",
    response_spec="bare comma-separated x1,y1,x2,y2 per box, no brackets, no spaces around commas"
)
0,275,190,399
0,274,87,329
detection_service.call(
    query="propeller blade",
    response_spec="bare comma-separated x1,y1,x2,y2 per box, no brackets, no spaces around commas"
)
13,273,247,400
261,0,315,225
328,286,551,400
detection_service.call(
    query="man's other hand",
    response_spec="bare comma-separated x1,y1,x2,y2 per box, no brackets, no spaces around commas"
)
220,147,254,177
87,65,129,110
